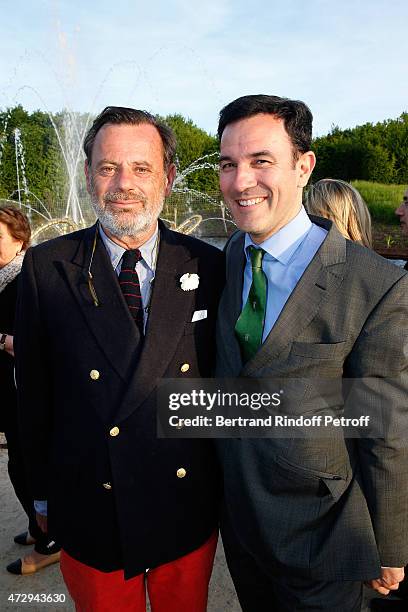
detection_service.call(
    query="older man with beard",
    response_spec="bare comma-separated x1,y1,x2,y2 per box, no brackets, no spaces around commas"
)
14,107,224,612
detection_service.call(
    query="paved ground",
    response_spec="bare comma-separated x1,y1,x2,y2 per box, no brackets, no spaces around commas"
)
0,440,390,612
0,443,240,612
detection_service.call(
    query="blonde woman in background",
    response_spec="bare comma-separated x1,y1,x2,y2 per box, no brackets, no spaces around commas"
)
304,178,372,248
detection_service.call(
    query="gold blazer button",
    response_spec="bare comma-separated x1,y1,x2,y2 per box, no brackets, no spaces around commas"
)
180,363,190,373
102,482,112,490
90,369,100,380
177,468,187,478
109,426,120,437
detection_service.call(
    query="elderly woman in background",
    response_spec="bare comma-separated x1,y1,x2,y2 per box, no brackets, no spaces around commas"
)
0,205,60,574
304,178,372,248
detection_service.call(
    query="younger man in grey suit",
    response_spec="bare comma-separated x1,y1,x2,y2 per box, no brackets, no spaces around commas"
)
215,95,408,611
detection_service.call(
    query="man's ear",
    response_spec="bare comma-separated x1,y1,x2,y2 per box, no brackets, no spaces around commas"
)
165,163,177,197
297,151,316,188
84,160,91,194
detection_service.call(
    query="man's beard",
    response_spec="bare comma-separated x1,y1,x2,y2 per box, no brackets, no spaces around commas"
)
90,188,165,239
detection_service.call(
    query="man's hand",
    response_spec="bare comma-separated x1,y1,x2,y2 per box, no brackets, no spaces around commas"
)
36,512,48,533
367,567,405,596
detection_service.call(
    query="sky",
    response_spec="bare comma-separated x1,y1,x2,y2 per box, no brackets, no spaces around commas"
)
1,0,407,138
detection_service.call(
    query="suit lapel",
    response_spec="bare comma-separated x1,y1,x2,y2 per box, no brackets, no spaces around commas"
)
216,232,245,376
239,218,347,376
60,225,141,382
226,232,246,326
115,223,197,423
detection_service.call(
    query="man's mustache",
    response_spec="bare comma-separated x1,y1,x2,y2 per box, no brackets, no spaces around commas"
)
103,191,147,204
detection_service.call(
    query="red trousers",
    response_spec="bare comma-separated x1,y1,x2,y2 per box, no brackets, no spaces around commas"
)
60,531,218,612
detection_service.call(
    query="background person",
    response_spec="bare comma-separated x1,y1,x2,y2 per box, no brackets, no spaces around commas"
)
395,187,408,270
0,205,60,574
14,107,224,611
304,178,372,247
371,190,408,611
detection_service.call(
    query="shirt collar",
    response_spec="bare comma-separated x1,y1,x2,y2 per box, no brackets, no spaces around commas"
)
99,223,159,272
244,207,312,265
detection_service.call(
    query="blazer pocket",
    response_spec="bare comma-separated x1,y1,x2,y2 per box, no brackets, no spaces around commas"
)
275,454,348,501
183,317,212,336
290,341,346,359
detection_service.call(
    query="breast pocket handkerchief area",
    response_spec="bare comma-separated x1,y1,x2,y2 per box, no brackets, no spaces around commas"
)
191,310,207,322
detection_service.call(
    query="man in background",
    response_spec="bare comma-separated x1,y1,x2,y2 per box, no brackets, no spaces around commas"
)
15,106,224,611
395,187,408,270
372,189,408,611
215,94,408,612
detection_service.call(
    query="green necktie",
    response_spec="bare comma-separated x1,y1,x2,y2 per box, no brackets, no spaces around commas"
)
235,246,267,362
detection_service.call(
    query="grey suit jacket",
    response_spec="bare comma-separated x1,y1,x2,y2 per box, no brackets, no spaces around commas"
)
216,216,408,581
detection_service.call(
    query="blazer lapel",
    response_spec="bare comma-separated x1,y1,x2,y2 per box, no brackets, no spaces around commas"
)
243,218,347,375
59,225,141,382
115,223,197,423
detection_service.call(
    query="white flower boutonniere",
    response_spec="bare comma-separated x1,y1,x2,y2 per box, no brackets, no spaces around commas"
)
180,273,200,291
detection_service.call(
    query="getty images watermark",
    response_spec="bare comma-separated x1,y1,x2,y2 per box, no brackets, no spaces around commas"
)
157,378,408,439
167,389,369,428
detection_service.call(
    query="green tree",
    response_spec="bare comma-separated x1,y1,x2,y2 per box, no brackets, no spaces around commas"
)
361,143,396,183
312,113,408,184
313,137,365,182
163,114,219,193
0,106,68,219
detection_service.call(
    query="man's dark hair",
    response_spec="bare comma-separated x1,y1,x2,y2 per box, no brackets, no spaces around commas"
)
83,106,176,169
218,94,313,157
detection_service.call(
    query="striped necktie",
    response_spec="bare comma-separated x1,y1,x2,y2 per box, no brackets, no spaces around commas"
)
119,249,144,335
235,246,267,362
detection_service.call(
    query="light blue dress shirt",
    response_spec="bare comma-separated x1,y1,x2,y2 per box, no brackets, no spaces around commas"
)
242,207,327,342
34,223,160,516
99,224,158,327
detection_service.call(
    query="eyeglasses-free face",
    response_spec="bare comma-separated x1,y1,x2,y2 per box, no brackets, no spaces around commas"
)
0,221,23,269
395,188,408,237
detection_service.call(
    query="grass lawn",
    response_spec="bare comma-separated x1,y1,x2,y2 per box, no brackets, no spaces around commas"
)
352,180,406,224
351,181,407,256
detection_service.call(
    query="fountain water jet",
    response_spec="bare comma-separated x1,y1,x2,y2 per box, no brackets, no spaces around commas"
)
1,99,233,244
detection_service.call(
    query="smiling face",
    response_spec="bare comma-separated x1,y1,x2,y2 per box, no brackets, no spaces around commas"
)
395,188,408,237
85,122,176,248
219,113,315,243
